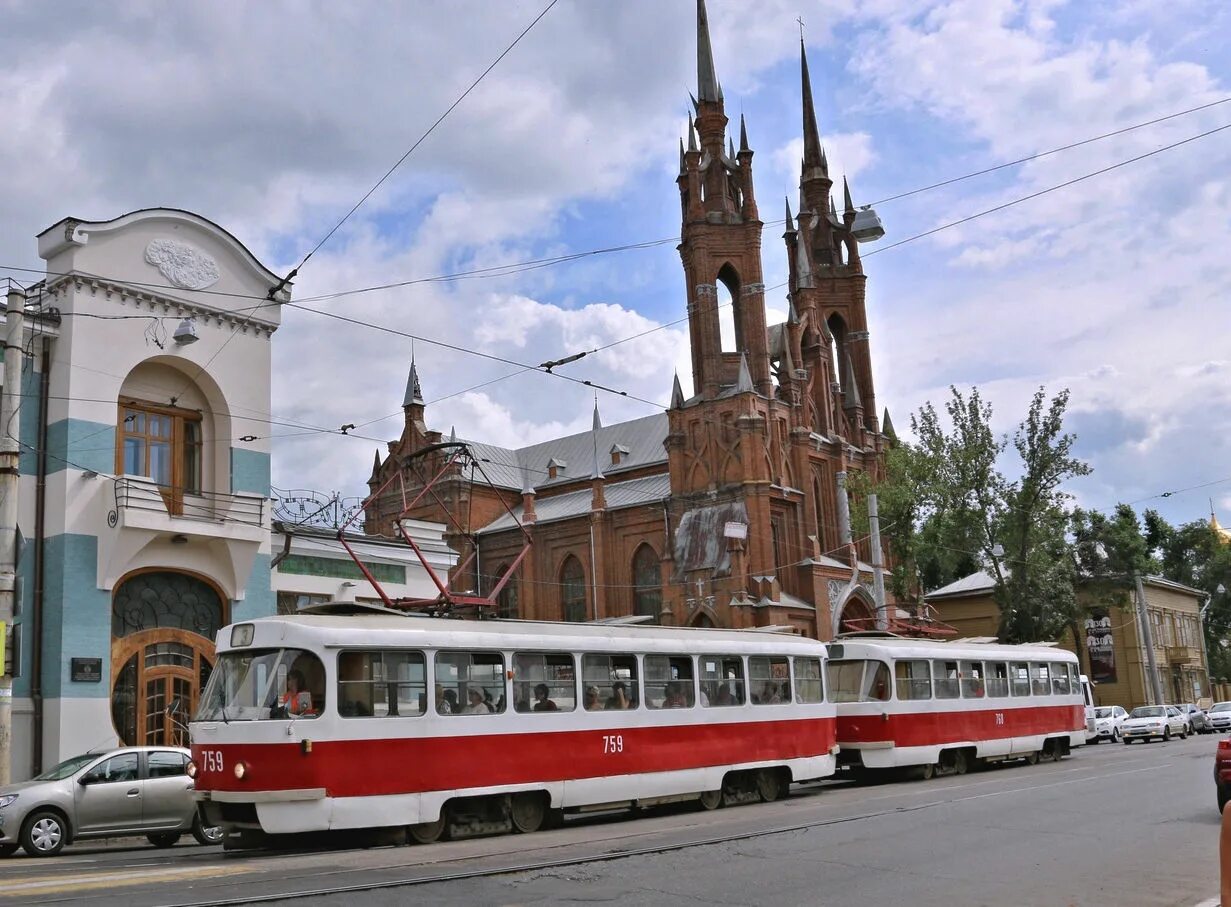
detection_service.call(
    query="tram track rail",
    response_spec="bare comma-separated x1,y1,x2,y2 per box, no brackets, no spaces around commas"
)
20,749,1169,907
16,748,1171,905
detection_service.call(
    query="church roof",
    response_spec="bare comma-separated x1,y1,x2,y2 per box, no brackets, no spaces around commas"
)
461,412,668,492
479,473,672,534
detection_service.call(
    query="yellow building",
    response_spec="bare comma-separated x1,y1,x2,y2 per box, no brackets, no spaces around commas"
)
925,571,1210,710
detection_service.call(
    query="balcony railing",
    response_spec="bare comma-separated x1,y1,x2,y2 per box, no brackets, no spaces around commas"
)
109,475,266,529
1165,644,1202,665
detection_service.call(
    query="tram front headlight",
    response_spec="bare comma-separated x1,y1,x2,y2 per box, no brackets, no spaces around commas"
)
233,761,248,780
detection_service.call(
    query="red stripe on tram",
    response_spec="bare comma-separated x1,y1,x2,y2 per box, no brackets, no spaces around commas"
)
193,717,836,798
837,704,1084,747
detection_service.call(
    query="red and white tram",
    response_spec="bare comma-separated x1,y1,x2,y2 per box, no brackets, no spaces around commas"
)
189,610,836,845
828,637,1086,778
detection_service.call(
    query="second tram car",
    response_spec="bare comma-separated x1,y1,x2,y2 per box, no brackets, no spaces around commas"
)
189,612,836,845
828,637,1086,778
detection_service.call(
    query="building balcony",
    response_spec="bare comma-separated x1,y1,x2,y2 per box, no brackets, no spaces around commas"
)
1165,644,1202,666
109,475,267,545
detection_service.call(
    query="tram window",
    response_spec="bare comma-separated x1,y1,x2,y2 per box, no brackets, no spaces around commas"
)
986,662,1010,698
435,651,506,715
1067,663,1080,690
827,660,890,702
197,647,325,721
932,660,960,700
1050,663,1071,695
700,655,745,707
644,655,695,709
749,656,790,704
1030,663,1051,696
960,661,985,698
581,653,638,710
337,650,426,718
794,657,824,703
1010,662,1030,697
513,652,576,713
894,659,931,700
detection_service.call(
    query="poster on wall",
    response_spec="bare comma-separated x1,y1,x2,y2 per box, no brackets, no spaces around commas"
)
1085,609,1117,684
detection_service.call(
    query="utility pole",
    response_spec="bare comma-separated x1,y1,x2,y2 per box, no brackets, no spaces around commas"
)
868,494,887,630
0,285,26,784
1135,573,1164,706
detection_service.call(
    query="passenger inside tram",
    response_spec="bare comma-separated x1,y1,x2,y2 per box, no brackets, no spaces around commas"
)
605,681,632,709
663,681,690,708
464,687,492,714
584,686,603,710
532,683,558,711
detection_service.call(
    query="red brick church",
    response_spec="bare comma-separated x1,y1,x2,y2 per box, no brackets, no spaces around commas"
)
365,1,894,640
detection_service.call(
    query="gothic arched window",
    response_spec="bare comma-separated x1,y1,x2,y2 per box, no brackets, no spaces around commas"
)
632,544,661,623
717,263,741,353
560,556,586,622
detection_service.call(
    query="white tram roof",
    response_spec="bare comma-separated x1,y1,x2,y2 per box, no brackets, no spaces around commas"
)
830,636,1079,664
220,614,827,657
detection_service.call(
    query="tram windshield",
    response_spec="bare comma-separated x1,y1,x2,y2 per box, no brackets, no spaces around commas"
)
196,647,326,721
827,659,891,702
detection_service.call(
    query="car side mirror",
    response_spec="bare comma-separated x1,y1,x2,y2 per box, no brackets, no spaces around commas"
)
78,773,97,786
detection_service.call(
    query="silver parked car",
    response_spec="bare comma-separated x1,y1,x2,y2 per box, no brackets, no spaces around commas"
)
1208,701,1231,732
0,746,221,858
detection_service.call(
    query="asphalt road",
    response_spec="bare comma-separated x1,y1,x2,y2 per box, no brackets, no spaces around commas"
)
0,734,1221,906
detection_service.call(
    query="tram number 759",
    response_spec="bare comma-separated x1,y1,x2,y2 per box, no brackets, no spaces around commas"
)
602,734,624,754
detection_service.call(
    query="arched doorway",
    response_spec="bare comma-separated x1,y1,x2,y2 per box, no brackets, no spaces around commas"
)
111,571,226,747
837,590,877,634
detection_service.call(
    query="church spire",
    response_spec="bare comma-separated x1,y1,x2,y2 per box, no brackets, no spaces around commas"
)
403,356,424,407
800,39,826,174
696,0,722,103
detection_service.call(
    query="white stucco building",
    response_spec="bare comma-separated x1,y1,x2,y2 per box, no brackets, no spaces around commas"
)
3,209,284,780
2,209,457,782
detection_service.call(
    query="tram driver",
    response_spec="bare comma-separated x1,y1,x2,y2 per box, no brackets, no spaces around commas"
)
279,669,316,717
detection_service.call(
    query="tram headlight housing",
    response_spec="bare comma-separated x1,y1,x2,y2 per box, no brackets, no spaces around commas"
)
233,761,248,780
186,760,198,779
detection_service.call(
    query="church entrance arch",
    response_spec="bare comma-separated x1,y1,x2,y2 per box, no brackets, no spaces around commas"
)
836,588,877,635
110,570,226,747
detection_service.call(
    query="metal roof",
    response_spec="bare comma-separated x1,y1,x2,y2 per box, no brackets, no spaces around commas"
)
462,413,668,492
478,473,671,535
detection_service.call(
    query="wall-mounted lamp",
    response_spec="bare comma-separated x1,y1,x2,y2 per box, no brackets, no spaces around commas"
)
173,318,199,346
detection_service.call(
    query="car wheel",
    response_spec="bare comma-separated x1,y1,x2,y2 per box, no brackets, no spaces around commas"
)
21,810,67,857
0,843,18,858
192,814,223,847
1112,728,1121,742
1163,727,1171,741
146,833,181,848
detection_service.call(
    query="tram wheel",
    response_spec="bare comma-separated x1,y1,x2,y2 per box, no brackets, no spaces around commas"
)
951,750,969,776
756,769,786,802
698,789,725,810
408,813,448,845
1024,751,1040,765
917,762,936,781
510,792,547,834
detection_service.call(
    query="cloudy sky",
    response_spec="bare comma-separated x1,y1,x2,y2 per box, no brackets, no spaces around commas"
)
3,0,1229,526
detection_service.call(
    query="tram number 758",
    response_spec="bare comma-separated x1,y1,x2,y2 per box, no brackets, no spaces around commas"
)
602,734,624,754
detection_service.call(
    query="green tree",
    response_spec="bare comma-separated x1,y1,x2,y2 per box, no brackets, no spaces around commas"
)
857,385,1090,645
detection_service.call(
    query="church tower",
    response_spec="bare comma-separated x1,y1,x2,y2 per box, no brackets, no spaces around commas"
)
677,0,769,402
787,40,880,444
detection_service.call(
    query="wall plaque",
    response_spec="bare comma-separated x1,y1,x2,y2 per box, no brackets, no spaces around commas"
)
71,657,103,683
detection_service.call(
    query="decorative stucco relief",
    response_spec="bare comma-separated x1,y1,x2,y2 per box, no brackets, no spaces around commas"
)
144,239,221,290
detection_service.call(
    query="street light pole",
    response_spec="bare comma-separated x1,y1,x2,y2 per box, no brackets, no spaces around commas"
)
0,286,26,785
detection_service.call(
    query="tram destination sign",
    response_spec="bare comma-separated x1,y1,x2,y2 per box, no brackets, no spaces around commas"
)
71,657,103,683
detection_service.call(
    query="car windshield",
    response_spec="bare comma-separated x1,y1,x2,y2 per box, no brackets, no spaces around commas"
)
195,647,325,721
1130,706,1165,718
1212,703,1231,713
32,753,98,781
1095,707,1114,718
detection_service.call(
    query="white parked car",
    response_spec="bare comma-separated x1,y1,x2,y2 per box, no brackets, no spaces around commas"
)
1088,705,1128,743
1121,705,1188,743
1208,702,1231,733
